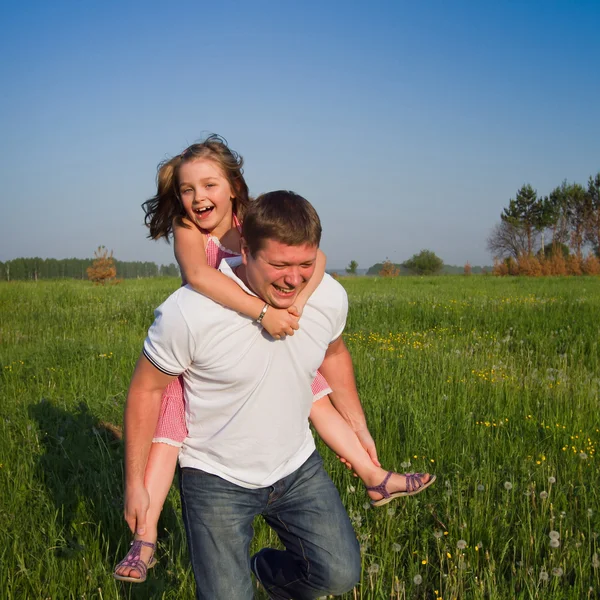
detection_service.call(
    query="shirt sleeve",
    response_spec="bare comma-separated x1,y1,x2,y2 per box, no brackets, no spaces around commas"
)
143,295,195,376
331,285,348,341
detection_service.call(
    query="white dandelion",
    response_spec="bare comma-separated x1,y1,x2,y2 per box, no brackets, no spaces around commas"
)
413,574,422,585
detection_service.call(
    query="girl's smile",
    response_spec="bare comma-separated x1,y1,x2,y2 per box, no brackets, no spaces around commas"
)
178,158,234,239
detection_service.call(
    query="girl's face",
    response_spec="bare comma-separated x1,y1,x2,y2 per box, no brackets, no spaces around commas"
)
178,158,235,238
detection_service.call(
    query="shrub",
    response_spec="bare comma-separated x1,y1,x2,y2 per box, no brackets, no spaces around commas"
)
581,254,600,275
566,255,583,276
86,246,117,285
379,260,400,277
402,249,443,275
464,262,472,276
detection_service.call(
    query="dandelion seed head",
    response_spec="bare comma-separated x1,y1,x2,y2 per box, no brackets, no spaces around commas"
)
477,484,485,492
549,530,560,541
368,563,380,575
539,491,548,500
552,567,563,577
387,507,396,517
433,530,444,539
504,481,513,490
347,485,356,494
392,543,402,552
588,508,593,517
539,570,549,582
413,574,422,585
548,476,556,484
580,452,588,459
362,502,371,510
549,539,560,548
457,540,467,550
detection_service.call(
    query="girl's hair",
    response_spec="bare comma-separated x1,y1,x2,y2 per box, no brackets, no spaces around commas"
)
143,134,251,240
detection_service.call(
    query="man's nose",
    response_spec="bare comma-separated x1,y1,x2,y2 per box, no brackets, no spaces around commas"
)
284,268,303,287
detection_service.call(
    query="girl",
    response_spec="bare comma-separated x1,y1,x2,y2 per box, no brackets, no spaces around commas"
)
114,135,435,583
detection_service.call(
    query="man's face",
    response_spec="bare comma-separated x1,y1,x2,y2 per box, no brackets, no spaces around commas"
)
242,239,318,309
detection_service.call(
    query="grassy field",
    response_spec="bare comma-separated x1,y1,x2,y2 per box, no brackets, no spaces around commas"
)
1,275,599,599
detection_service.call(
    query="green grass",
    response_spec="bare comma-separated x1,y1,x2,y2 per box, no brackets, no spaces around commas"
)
1,275,599,599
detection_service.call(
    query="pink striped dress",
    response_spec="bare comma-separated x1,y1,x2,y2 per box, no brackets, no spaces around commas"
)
151,216,333,446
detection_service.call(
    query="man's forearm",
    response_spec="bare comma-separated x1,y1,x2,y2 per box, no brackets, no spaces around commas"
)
123,355,175,488
124,388,163,487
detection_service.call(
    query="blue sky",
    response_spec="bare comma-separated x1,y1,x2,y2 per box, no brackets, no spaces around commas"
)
1,0,599,269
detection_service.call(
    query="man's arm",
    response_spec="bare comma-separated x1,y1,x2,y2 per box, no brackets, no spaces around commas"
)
123,354,176,536
317,336,380,467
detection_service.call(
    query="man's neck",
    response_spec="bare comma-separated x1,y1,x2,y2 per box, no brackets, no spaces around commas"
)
233,263,253,294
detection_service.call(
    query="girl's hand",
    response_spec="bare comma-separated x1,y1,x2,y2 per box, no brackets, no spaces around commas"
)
290,302,304,318
261,307,300,339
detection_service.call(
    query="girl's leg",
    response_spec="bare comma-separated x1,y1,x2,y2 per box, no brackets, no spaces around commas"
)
309,395,433,502
115,442,180,579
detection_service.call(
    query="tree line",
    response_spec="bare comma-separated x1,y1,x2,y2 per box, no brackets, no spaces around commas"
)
487,172,600,260
0,257,180,281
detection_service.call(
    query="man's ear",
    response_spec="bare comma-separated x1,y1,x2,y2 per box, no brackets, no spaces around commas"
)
240,238,249,266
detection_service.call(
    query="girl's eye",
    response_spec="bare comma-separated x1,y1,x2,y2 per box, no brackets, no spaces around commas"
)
181,188,193,195
206,183,215,189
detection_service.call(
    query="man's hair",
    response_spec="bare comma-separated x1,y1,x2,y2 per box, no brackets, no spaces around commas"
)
242,191,322,256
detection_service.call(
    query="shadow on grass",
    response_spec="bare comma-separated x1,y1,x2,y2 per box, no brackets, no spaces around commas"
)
29,399,186,598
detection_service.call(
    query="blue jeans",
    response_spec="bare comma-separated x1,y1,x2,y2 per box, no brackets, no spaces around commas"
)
179,450,360,599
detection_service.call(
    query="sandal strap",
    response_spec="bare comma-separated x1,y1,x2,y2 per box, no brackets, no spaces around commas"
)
406,473,426,493
366,470,393,499
115,539,156,578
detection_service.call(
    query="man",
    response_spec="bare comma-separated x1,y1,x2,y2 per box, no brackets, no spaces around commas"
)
124,191,375,599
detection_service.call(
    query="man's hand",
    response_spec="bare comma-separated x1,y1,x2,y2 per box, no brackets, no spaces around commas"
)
124,483,150,536
261,307,300,339
354,427,381,467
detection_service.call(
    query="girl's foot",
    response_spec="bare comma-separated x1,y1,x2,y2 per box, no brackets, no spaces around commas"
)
114,538,157,582
365,470,436,506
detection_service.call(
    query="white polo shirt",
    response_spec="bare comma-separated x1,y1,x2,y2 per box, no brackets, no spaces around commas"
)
143,258,348,489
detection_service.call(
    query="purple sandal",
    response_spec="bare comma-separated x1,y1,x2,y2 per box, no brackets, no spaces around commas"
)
367,472,437,507
113,540,157,583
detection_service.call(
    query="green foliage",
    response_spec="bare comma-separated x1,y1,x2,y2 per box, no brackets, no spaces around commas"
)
402,249,444,275
501,184,549,254
0,256,176,281
345,260,358,275
366,262,408,276
2,277,600,598
539,242,570,259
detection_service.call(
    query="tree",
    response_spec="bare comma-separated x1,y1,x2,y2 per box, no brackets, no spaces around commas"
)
86,246,117,284
500,184,548,255
585,173,600,257
402,249,443,275
486,220,529,260
345,260,358,275
562,182,590,257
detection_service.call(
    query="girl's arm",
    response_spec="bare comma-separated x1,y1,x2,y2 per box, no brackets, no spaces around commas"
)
291,249,327,316
174,222,299,338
